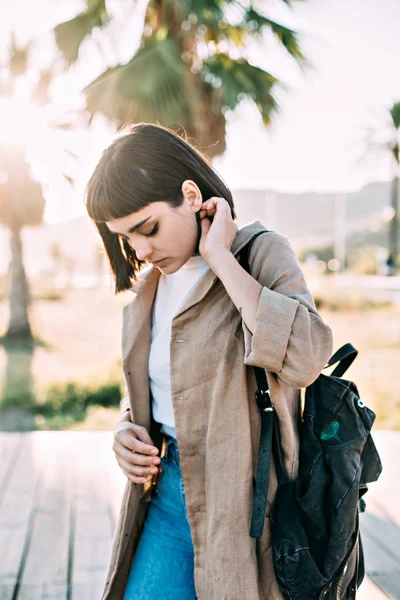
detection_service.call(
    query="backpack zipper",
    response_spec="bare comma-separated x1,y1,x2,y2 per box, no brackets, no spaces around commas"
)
336,535,359,600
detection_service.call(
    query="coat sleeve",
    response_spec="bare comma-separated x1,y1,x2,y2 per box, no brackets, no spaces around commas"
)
241,231,333,388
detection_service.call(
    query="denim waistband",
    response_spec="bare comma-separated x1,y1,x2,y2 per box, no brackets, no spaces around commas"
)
163,434,180,465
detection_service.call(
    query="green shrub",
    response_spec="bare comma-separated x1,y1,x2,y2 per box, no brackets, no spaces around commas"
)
84,383,121,407
34,380,122,416
37,383,88,415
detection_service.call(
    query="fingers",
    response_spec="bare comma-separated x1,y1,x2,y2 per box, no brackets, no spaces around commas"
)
199,207,216,219
133,424,156,448
200,196,230,220
118,456,154,484
112,423,161,485
113,439,161,468
113,440,161,483
200,217,212,235
117,424,159,456
118,455,159,480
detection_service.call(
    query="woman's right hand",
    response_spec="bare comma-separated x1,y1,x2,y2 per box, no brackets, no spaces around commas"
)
112,420,161,484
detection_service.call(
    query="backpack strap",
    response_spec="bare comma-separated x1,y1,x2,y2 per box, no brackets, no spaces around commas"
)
249,365,289,538
324,343,358,378
238,230,289,538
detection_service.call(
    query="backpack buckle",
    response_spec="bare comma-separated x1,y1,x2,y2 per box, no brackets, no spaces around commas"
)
255,390,274,412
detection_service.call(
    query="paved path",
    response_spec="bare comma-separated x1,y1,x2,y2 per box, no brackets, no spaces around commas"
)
0,430,398,599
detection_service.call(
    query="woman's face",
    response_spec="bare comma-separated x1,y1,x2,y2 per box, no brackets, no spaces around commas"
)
106,180,203,274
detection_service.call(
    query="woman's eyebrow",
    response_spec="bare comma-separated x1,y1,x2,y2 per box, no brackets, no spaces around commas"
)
111,215,153,235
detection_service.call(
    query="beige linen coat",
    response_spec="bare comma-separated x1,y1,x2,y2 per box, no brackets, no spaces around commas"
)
101,220,333,600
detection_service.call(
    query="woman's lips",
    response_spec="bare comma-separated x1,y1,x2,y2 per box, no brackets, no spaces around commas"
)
152,258,168,266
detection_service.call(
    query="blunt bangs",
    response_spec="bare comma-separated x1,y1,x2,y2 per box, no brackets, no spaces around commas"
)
85,146,170,223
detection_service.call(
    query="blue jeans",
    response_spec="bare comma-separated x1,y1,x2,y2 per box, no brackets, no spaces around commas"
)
123,435,197,600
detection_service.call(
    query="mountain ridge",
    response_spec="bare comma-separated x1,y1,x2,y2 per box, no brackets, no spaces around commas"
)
0,180,396,275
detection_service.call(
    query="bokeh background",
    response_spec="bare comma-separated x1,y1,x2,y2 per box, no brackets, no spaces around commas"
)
0,0,399,433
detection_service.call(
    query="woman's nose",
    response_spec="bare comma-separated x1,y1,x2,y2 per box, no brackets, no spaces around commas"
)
134,240,153,261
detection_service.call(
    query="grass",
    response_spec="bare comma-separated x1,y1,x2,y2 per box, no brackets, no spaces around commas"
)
0,374,123,431
314,294,394,312
0,286,399,431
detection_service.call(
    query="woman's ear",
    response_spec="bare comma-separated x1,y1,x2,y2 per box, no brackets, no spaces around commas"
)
181,179,202,213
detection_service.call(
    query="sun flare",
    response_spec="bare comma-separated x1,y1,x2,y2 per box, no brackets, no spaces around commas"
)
0,96,65,185
0,97,52,147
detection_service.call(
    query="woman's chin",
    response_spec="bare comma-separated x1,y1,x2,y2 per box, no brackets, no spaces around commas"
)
156,260,178,274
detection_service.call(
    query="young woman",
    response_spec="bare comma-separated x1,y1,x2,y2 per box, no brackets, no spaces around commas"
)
85,122,333,600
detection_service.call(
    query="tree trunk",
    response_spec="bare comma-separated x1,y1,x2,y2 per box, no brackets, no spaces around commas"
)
388,176,399,272
2,343,35,406
6,227,33,340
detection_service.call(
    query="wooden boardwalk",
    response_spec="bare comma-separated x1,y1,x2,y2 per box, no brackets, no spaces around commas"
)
0,430,398,599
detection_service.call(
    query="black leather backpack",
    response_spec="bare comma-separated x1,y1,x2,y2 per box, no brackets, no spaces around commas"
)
239,231,383,600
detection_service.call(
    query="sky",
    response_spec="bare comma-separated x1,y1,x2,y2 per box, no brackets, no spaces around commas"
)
0,0,399,223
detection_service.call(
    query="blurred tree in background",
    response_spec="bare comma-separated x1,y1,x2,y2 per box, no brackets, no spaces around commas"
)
0,36,46,340
386,102,400,272
0,37,77,339
0,145,45,340
365,100,400,272
54,0,306,158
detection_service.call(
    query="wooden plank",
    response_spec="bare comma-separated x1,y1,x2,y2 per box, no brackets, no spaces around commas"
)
16,432,72,599
70,432,114,600
0,433,44,600
360,505,400,567
0,433,24,495
371,574,400,600
357,576,392,600
361,525,400,577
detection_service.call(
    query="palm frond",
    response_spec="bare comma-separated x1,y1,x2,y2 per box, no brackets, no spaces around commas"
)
54,0,110,65
389,102,400,130
204,53,279,124
84,36,193,128
279,0,307,5
247,11,306,62
64,149,79,160
184,0,225,20
8,35,30,78
195,6,305,62
30,70,52,106
62,174,75,187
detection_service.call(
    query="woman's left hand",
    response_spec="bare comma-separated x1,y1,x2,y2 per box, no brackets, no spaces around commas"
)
198,197,238,271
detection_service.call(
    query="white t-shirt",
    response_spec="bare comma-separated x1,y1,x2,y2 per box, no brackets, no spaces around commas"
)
149,254,210,438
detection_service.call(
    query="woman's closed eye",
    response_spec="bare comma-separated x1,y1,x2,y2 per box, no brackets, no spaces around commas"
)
145,223,159,238
118,223,158,241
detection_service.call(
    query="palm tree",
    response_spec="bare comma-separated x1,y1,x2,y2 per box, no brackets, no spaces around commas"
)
364,102,400,272
0,144,45,340
387,103,400,272
53,0,306,159
0,36,76,340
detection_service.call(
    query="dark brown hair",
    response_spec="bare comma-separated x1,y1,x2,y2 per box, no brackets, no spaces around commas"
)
85,122,236,293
